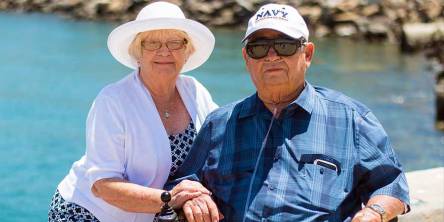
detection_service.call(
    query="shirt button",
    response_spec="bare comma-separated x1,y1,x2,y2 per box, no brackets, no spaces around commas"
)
261,218,268,222
319,168,324,174
268,184,275,190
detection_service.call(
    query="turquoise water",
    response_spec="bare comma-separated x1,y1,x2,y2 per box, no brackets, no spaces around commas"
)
0,12,443,221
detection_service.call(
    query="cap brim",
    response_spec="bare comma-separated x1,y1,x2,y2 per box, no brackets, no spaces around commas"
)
107,18,215,73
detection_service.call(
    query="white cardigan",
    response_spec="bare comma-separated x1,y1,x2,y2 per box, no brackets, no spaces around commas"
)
57,71,218,222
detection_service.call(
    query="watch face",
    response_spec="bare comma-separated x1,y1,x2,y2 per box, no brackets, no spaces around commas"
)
370,204,385,214
368,204,387,222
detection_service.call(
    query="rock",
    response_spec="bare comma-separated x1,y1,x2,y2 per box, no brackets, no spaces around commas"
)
210,1,224,11
14,0,29,6
235,0,255,11
422,0,443,21
366,17,390,36
315,25,331,37
82,1,98,18
336,0,361,12
382,8,399,21
75,0,131,18
186,0,219,14
166,0,183,6
334,23,358,36
333,12,361,22
193,13,211,23
436,71,444,131
395,8,408,21
211,8,235,26
361,4,380,17
382,0,408,8
401,22,444,51
106,0,131,14
196,2,214,14
31,0,47,5
0,1,10,10
50,0,82,9
298,5,323,23
407,10,422,23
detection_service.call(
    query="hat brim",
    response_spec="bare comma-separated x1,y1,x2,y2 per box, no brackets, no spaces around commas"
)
107,18,215,73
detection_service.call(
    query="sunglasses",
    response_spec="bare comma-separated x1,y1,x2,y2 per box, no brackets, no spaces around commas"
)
245,38,306,59
142,39,187,51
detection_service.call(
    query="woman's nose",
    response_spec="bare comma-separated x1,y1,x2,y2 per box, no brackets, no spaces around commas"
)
157,43,171,55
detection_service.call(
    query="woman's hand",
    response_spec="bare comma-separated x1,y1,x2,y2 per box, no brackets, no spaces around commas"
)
169,180,211,208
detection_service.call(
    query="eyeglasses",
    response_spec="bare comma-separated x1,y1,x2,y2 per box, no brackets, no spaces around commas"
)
142,39,187,51
245,38,306,59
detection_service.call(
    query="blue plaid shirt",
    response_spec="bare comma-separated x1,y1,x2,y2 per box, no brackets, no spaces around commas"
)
170,82,409,222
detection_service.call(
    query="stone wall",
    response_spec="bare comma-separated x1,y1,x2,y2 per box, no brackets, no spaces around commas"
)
1,0,443,43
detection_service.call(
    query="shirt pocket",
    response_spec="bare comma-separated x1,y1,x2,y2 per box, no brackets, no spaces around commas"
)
299,154,349,212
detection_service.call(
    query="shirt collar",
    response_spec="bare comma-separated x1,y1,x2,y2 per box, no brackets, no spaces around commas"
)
290,82,315,114
238,81,315,119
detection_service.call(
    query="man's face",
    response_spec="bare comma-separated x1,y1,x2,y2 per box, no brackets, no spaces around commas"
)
242,29,314,95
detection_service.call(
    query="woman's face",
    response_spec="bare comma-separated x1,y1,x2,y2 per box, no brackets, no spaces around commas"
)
138,32,190,77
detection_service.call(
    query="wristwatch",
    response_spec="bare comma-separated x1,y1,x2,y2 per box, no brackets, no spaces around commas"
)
366,204,387,222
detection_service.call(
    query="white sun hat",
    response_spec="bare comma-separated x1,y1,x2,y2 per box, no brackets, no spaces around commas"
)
107,1,215,73
242,3,309,42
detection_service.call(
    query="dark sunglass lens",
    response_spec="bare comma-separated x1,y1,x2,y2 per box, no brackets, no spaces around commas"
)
247,43,270,59
274,41,299,56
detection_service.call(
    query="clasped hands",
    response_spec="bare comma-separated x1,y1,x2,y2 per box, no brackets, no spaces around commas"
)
169,180,222,222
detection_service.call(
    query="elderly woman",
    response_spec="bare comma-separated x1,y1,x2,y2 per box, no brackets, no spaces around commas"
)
48,2,218,222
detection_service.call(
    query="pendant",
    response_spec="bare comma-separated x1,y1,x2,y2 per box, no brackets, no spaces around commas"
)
164,111,170,119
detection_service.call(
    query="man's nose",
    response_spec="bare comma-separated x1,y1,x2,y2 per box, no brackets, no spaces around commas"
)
268,47,277,56
265,46,280,61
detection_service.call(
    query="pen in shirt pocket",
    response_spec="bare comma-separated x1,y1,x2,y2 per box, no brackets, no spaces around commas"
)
314,158,338,172
300,154,341,174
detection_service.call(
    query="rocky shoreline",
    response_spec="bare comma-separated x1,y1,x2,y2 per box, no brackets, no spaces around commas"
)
1,0,442,46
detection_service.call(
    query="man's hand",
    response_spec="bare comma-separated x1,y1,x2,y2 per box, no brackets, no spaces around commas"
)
351,207,382,222
352,195,406,222
182,194,223,222
169,180,212,209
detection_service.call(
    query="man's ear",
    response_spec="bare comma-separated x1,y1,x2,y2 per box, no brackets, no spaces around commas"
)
304,42,315,67
242,47,251,72
242,47,248,62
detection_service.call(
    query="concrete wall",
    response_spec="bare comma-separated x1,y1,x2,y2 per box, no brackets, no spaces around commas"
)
398,167,444,222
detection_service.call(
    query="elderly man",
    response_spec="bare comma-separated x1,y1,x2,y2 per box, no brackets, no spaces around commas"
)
170,3,410,222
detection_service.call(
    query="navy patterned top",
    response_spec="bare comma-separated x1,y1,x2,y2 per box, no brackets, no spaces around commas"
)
168,121,196,177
